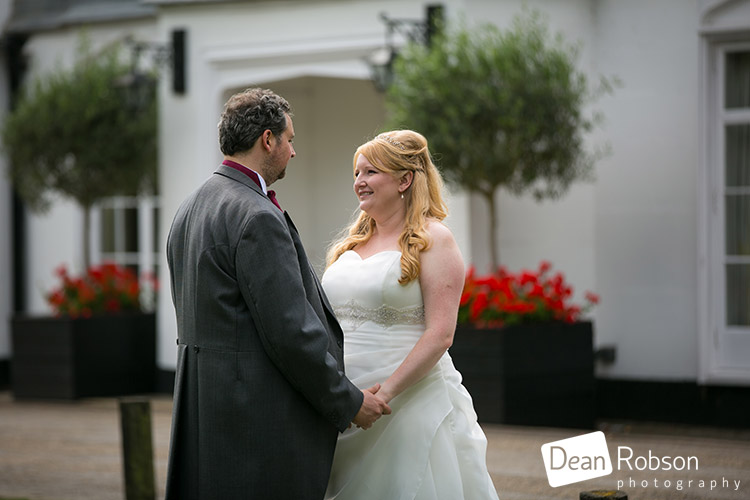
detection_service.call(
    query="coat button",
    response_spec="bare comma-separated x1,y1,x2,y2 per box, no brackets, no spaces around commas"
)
337,340,343,348
193,345,200,353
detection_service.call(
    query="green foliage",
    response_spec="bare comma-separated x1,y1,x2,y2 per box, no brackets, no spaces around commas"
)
385,9,615,265
2,36,157,213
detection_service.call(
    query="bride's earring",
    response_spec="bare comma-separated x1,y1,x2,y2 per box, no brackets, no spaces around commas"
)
400,192,404,199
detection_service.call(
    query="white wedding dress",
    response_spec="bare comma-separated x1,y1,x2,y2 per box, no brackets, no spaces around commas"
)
322,250,499,500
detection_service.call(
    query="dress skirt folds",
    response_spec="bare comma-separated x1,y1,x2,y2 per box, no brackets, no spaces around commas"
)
322,251,499,500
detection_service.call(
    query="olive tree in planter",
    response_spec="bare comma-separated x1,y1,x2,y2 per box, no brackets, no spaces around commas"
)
2,37,158,399
2,36,157,268
384,9,616,269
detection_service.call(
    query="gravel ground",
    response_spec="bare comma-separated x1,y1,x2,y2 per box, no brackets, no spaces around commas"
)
1,391,749,500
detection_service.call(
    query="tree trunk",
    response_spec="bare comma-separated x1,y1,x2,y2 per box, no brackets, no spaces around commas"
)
483,190,499,270
82,203,91,269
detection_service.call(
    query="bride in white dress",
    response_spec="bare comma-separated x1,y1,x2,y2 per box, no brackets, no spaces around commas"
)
322,130,499,500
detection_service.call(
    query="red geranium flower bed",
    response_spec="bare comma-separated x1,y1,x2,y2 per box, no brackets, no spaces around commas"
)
47,262,158,318
458,261,599,328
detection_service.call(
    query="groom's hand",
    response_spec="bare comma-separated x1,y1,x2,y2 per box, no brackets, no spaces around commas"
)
352,383,391,430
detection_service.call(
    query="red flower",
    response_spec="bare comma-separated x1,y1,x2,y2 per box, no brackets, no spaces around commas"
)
457,261,599,329
55,264,69,279
519,270,537,286
529,283,545,298
585,291,600,304
470,292,489,323
45,262,156,317
88,267,104,282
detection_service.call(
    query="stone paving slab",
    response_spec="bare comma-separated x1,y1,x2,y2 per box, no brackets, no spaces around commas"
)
0,391,749,500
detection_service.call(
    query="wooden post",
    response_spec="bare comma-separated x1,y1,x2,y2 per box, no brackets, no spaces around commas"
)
119,398,156,500
580,491,628,500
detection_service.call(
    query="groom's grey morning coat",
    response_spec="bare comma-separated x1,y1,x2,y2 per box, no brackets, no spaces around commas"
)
165,164,363,500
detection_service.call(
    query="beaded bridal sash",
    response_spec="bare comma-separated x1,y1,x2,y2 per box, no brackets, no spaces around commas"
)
334,300,425,329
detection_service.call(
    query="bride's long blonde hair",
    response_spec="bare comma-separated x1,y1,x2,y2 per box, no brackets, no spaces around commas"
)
326,130,448,284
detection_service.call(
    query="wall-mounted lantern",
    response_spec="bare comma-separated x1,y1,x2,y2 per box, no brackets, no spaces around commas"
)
118,28,187,107
367,5,443,92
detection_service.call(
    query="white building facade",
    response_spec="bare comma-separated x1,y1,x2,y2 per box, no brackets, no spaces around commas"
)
2,0,749,421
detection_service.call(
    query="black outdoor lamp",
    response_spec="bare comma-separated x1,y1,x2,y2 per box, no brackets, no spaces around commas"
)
367,4,443,92
118,28,187,107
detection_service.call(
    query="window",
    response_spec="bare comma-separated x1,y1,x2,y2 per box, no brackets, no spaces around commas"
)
92,196,160,310
701,40,750,382
724,52,750,327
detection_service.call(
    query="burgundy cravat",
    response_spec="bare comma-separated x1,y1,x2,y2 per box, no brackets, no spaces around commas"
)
266,189,282,211
222,160,282,211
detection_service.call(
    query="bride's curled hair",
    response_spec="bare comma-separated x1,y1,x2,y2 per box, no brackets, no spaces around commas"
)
326,130,448,284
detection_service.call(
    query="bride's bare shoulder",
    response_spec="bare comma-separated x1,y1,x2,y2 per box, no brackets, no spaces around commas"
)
424,218,456,246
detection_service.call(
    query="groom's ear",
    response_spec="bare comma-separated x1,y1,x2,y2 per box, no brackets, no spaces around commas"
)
261,129,273,151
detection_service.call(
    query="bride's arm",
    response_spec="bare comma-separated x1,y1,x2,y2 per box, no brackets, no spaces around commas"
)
377,221,465,403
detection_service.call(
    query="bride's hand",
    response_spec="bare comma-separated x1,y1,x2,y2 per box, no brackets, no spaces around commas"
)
365,383,393,406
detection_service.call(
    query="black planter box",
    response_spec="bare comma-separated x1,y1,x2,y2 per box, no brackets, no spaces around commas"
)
10,313,156,399
449,321,595,429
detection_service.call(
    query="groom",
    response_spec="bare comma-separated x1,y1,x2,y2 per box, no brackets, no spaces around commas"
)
165,88,390,500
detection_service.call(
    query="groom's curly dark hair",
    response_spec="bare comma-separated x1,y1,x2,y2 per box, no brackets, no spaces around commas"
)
218,88,292,155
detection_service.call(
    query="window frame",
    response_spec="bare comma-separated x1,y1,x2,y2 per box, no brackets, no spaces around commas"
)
699,36,750,384
90,195,160,309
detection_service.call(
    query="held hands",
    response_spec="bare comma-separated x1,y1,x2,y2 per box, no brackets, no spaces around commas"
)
351,383,391,430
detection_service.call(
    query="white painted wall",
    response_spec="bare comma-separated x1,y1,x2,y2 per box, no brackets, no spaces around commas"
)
592,0,701,380
6,0,726,385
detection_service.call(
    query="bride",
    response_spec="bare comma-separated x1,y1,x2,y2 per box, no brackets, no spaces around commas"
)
322,130,499,499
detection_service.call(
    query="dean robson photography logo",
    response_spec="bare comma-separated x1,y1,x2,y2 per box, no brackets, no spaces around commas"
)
541,431,742,493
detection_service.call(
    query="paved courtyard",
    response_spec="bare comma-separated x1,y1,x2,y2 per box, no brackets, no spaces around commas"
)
0,391,749,500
